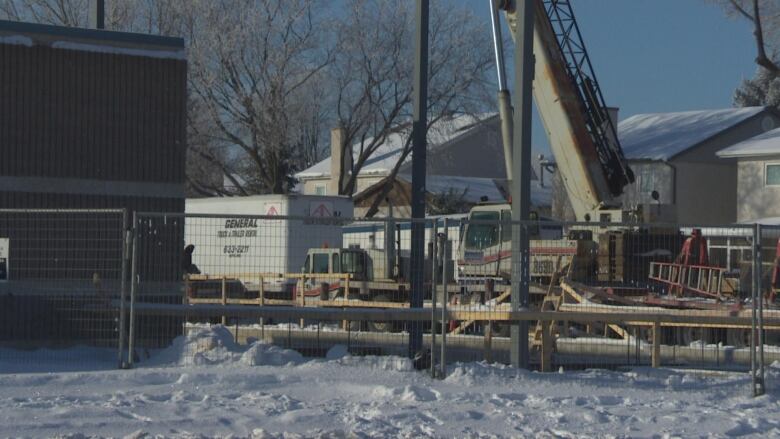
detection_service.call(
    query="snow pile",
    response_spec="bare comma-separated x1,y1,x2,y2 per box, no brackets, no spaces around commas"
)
146,325,303,367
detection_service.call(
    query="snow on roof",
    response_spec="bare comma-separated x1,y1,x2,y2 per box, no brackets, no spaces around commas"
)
739,216,780,226
397,174,552,207
295,114,493,179
618,107,766,161
717,126,780,158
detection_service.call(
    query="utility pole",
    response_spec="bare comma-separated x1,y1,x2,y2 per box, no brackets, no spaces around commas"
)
89,0,105,30
510,0,534,369
408,0,429,361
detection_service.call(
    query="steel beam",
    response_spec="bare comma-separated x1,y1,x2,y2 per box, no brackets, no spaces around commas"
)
408,0,429,360
510,0,534,369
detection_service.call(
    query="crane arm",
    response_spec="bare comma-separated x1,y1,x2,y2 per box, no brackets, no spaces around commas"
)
500,0,634,221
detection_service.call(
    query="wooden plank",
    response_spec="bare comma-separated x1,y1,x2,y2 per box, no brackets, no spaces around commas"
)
450,289,512,335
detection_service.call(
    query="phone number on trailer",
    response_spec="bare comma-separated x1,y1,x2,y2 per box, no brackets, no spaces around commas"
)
223,245,250,257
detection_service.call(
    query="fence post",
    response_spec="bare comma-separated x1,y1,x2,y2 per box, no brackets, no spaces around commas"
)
652,321,661,368
756,224,766,395
440,218,448,379
117,210,130,368
430,220,438,378
127,213,139,368
221,276,227,326
750,223,763,396
259,275,265,339
540,320,552,372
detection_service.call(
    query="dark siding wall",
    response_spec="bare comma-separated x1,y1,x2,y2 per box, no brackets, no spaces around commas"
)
0,42,186,184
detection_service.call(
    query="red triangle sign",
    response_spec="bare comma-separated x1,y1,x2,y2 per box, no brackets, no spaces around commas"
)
266,206,279,215
311,203,332,217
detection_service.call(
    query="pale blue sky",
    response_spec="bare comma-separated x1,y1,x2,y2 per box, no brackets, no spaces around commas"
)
458,0,758,152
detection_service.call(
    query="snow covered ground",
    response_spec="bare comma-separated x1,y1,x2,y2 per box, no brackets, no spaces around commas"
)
1,326,779,438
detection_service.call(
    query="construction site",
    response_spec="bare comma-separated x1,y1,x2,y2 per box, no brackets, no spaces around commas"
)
0,0,777,427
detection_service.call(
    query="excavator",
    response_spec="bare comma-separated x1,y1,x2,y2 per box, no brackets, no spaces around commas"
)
456,0,679,294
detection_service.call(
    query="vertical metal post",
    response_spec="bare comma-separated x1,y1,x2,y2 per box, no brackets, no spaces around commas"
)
756,224,766,395
430,220,438,378
440,218,448,378
751,224,758,395
221,277,228,326
510,0,534,369
408,0,429,360
89,0,105,29
117,209,130,368
127,213,139,367
489,0,514,180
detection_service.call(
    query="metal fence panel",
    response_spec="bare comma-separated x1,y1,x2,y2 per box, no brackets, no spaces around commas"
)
0,209,127,373
120,211,772,397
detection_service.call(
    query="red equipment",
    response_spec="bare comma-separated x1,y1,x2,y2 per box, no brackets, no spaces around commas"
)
676,229,709,267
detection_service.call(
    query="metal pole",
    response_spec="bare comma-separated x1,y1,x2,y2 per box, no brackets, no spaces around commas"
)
757,224,766,395
430,220,438,378
440,219,449,378
127,213,139,367
408,0,429,360
117,210,130,368
489,0,514,180
751,223,758,395
89,0,105,30
510,0,534,369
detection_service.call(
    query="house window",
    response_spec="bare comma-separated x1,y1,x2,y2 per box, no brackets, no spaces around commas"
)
314,185,327,195
639,168,655,192
766,164,780,186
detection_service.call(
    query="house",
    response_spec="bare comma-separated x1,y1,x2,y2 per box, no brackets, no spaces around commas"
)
352,174,551,218
612,106,780,225
295,114,552,217
717,126,780,222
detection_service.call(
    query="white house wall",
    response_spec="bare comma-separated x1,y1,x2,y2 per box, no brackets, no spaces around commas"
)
736,157,780,222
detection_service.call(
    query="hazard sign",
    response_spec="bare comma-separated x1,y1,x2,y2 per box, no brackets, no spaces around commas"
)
264,202,282,216
309,202,334,217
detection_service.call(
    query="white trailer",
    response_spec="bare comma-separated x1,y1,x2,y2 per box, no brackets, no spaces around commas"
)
184,195,353,292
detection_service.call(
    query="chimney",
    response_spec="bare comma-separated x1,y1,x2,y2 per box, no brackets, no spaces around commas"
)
89,0,105,29
329,126,350,195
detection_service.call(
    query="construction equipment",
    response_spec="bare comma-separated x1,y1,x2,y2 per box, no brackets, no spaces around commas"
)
460,1,640,286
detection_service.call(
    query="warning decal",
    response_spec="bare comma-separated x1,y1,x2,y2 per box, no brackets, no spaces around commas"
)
309,202,334,217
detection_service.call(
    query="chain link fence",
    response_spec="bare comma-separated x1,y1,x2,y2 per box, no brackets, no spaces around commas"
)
0,209,128,373
116,211,771,396
0,208,772,397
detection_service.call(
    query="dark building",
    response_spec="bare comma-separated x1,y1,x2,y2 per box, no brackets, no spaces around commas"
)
0,20,186,213
0,21,187,348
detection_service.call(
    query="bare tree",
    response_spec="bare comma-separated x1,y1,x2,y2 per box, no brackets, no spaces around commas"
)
710,0,780,75
184,0,332,194
330,0,494,214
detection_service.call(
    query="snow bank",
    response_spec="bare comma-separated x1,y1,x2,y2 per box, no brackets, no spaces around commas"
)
146,325,303,367
1,347,779,437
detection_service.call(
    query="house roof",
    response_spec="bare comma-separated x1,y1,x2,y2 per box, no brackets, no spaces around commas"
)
357,173,552,208
618,106,767,161
717,126,780,158
295,114,494,179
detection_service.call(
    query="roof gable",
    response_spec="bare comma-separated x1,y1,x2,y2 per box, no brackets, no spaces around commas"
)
618,107,766,161
717,126,780,158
